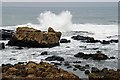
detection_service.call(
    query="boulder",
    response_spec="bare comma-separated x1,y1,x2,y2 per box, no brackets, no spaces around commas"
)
60,39,71,43
7,27,62,48
45,56,65,61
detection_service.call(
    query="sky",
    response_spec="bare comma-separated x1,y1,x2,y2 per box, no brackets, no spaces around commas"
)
2,2,118,7
1,0,120,2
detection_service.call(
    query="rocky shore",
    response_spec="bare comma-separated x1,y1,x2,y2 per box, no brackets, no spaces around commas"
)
0,27,119,80
71,35,118,44
89,68,120,80
1,61,80,80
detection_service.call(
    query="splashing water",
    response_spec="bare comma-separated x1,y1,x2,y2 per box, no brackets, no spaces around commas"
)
37,10,73,31
1,10,118,40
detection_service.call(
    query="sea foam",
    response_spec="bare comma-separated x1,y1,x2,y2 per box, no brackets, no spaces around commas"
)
1,11,118,40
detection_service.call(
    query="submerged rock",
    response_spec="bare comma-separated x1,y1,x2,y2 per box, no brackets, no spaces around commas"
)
60,39,71,43
45,56,65,61
41,51,48,55
7,27,62,48
1,61,80,80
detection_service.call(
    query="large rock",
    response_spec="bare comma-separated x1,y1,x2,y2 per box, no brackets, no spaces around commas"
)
1,61,80,80
7,27,62,48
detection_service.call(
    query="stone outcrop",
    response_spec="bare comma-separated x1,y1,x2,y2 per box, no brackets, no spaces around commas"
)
71,35,118,44
74,51,109,60
0,29,14,40
89,68,120,80
7,27,62,48
1,61,80,80
71,35,101,43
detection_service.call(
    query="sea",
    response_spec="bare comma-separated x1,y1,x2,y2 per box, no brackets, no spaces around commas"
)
0,2,119,79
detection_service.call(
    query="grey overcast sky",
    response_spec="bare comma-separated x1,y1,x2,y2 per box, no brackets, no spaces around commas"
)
1,0,120,2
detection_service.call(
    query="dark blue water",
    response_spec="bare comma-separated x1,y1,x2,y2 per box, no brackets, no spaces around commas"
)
2,6,118,26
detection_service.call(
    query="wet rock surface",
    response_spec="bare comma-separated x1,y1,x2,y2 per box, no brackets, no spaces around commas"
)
71,35,101,43
0,42,5,49
45,56,65,61
41,51,48,55
60,39,71,43
7,27,62,48
0,29,14,40
1,61,80,80
74,51,109,60
71,35,118,44
89,68,120,80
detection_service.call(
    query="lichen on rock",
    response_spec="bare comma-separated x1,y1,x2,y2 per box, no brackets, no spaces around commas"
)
7,27,62,48
1,61,80,80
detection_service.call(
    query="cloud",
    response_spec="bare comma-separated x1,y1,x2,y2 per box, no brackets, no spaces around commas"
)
2,0,120,2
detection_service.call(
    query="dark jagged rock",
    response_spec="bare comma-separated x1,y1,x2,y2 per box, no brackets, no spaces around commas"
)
15,47,23,50
85,70,90,74
101,40,110,44
110,56,115,59
60,39,71,43
74,65,86,71
41,51,48,55
9,58,16,60
71,35,118,44
89,68,120,80
45,56,65,61
91,67,100,73
101,39,119,44
71,35,101,43
0,42,5,49
73,68,77,71
7,27,62,48
73,61,81,63
110,39,118,43
74,51,109,60
1,61,80,80
64,62,70,66
74,52,84,58
0,29,14,40
51,62,62,66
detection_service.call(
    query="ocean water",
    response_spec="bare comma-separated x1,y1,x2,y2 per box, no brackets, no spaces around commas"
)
0,2,119,79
